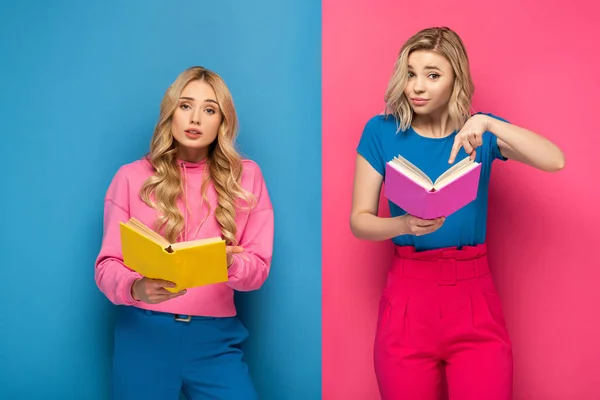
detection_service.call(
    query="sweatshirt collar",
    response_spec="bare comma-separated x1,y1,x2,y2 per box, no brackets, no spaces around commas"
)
177,158,207,170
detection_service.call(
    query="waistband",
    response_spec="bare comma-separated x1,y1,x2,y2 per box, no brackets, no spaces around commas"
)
391,243,489,285
127,306,224,323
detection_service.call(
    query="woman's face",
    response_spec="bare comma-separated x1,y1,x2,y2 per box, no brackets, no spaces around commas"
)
171,79,223,162
403,50,455,118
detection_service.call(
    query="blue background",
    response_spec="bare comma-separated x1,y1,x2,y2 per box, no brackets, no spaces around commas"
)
0,1,321,398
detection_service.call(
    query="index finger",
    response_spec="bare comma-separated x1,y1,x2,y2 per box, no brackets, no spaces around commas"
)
448,136,462,164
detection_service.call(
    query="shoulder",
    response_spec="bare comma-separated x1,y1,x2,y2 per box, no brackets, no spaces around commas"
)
364,113,401,132
117,157,153,174
241,158,263,176
106,158,153,195
359,114,404,150
240,159,271,209
240,159,267,188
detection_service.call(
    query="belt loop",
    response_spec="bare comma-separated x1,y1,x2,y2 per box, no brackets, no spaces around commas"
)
399,258,404,279
477,256,488,277
437,258,457,286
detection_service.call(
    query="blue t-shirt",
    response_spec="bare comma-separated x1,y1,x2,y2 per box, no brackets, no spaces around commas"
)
356,112,508,251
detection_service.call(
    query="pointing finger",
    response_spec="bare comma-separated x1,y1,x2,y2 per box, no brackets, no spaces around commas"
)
448,136,462,164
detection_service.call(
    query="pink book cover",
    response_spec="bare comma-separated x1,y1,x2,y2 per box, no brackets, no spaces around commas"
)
383,162,482,219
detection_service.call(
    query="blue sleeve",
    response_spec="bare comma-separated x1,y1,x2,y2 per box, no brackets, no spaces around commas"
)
476,112,509,162
356,117,386,176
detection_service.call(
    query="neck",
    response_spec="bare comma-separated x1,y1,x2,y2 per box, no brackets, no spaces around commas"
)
412,109,453,138
176,147,208,163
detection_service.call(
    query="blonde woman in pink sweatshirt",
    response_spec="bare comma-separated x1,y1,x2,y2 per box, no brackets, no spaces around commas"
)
94,66,274,400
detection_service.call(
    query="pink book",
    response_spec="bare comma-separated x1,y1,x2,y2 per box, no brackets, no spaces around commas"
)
384,155,482,219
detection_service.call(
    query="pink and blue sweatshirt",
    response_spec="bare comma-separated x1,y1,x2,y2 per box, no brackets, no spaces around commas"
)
94,157,274,317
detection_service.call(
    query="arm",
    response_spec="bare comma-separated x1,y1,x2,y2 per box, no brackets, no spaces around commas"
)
350,155,405,241
226,209,273,291
95,198,142,305
350,155,443,241
487,115,565,172
226,166,274,292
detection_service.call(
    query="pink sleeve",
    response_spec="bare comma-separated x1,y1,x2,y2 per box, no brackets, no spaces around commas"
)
226,164,274,291
94,168,142,305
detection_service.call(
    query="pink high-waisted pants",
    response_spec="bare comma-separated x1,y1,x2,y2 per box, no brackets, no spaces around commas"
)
374,244,513,400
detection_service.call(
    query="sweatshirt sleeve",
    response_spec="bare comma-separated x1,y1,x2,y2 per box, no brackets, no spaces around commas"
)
226,163,274,292
94,167,142,305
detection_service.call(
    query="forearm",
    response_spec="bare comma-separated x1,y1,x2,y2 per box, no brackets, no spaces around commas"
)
350,212,406,241
226,208,274,292
226,252,270,292
95,257,141,305
95,191,142,305
487,116,565,171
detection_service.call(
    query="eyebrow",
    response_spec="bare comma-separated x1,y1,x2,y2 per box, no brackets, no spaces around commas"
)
179,96,219,105
407,64,442,71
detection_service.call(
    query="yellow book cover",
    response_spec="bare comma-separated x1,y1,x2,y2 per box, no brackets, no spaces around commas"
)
119,218,228,292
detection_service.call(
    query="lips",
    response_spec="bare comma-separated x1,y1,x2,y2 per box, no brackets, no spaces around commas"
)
184,129,202,139
411,98,430,106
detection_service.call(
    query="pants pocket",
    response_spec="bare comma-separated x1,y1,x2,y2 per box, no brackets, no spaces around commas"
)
481,291,508,329
471,277,512,348
375,293,409,347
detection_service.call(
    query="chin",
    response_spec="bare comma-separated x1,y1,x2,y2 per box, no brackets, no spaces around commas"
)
411,104,444,118
186,140,210,148
411,107,430,116
175,136,211,148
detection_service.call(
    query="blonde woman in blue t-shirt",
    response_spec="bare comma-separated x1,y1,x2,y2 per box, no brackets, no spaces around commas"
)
351,27,564,400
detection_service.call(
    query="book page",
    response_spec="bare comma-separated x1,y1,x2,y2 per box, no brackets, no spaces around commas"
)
389,155,433,189
433,159,480,190
391,155,431,182
434,157,472,186
126,218,170,248
388,161,434,190
171,237,224,251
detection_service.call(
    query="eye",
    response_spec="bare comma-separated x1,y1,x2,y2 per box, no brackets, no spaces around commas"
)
429,73,440,79
205,108,216,115
408,72,415,78
179,103,191,110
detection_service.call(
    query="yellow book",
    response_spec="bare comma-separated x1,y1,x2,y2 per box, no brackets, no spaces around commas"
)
119,218,228,292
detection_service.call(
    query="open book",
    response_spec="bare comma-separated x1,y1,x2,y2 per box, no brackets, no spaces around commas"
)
119,218,228,292
384,155,482,219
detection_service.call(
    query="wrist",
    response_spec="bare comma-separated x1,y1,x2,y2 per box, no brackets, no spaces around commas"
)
394,215,409,235
483,114,498,134
130,279,140,301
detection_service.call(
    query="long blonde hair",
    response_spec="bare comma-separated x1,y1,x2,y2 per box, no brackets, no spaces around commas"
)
384,27,474,132
140,66,253,245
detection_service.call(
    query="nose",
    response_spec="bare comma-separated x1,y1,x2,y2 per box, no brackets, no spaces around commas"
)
412,77,425,94
190,107,202,125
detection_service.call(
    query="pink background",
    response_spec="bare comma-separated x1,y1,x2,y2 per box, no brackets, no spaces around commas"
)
322,1,599,399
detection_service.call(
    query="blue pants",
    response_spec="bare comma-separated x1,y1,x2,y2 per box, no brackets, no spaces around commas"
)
111,306,258,400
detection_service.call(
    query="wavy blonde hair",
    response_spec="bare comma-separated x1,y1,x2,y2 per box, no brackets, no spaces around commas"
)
384,27,474,132
140,66,254,245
